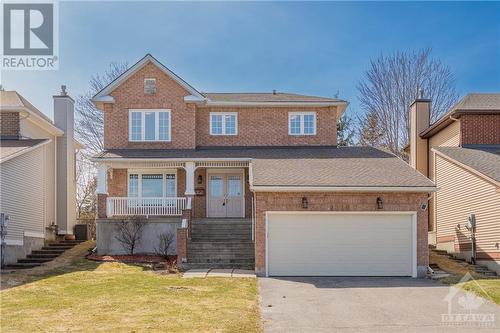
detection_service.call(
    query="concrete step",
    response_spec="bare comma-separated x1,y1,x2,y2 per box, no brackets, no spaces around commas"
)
18,257,53,263
32,249,65,255
192,218,251,224
188,255,255,264
44,245,73,250
181,262,254,270
2,262,41,269
27,253,60,259
190,237,252,241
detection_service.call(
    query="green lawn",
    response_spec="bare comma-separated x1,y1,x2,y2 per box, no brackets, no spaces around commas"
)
1,248,261,332
430,251,500,305
459,279,500,305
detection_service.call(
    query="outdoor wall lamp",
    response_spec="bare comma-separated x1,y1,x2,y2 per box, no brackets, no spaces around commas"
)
197,175,203,184
376,197,383,210
302,197,308,209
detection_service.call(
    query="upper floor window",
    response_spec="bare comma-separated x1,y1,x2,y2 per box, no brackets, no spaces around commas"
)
288,112,316,135
210,112,237,136
144,78,156,95
129,109,171,142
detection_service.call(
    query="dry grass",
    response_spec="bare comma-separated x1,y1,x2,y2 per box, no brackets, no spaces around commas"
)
1,243,261,333
429,250,500,305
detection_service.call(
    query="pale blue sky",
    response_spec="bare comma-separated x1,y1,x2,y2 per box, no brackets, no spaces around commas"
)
2,1,499,120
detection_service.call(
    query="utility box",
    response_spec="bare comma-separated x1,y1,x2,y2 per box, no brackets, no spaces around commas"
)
74,224,89,241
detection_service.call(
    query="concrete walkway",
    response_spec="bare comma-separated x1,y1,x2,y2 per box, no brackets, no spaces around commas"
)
183,268,255,278
260,276,499,333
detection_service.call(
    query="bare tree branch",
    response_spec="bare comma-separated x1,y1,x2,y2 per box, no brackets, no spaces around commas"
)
74,62,128,154
357,48,458,155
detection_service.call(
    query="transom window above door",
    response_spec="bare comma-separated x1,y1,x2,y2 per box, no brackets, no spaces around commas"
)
210,112,238,135
288,112,316,135
129,109,171,142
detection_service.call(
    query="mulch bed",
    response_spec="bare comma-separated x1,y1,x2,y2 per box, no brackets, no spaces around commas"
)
86,254,177,272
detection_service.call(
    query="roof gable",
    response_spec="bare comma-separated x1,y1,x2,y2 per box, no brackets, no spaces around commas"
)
92,54,205,102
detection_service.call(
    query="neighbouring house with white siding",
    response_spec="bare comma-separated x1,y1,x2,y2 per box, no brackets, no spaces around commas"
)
0,87,81,264
408,92,500,274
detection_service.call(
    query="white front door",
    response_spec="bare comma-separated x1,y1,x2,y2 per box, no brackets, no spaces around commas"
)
207,173,244,218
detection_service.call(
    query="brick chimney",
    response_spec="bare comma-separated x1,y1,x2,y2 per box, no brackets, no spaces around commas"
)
53,85,77,235
409,89,431,176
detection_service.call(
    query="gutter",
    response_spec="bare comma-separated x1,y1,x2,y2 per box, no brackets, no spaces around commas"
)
250,185,437,193
91,157,252,163
0,106,64,136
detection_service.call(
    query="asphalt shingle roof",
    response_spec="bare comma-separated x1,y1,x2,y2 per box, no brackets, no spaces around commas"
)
434,146,500,184
202,92,345,103
95,146,435,188
0,139,49,160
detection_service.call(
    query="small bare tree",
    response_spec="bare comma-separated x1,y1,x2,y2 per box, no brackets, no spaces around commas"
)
357,48,458,155
114,216,148,255
154,231,175,257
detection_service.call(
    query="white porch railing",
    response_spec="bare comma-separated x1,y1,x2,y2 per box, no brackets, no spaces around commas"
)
106,197,187,217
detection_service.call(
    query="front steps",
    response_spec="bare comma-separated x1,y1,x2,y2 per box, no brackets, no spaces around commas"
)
185,218,254,270
3,240,84,270
430,247,497,277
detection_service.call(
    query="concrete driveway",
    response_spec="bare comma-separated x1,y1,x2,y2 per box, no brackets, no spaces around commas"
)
259,277,499,332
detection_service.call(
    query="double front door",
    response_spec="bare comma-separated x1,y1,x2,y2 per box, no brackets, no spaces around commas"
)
207,172,244,217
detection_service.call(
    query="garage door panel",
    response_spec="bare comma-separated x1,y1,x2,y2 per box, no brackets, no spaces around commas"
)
267,213,414,276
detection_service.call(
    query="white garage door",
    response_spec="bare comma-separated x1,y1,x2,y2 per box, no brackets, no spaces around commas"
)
267,212,415,277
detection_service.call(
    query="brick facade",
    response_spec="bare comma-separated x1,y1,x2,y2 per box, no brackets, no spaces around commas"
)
195,106,338,146
0,112,20,138
460,114,500,145
254,192,429,276
103,62,196,149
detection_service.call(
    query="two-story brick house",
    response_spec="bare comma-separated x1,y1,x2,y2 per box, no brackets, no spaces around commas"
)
92,54,435,277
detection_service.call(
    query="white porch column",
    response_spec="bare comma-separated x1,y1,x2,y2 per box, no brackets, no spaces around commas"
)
96,163,108,194
184,161,196,196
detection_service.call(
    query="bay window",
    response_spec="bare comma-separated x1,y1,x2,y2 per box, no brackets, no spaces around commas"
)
129,109,171,142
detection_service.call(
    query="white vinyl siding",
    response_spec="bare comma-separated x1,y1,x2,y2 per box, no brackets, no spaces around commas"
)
435,155,500,255
0,145,50,243
267,212,415,276
210,112,238,136
428,120,461,232
128,109,171,142
288,112,316,135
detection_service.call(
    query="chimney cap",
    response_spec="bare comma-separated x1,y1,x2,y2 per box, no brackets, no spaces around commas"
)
418,88,424,99
61,85,67,96
272,89,277,95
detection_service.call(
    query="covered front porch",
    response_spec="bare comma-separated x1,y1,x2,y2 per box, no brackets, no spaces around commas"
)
96,159,252,219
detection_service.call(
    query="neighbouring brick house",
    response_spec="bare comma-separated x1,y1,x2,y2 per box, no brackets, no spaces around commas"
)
92,54,435,277
407,93,500,274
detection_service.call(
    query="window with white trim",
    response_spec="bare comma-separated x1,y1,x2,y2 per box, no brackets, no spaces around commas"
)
129,109,171,142
144,78,156,95
288,112,316,135
128,171,177,197
210,112,237,135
